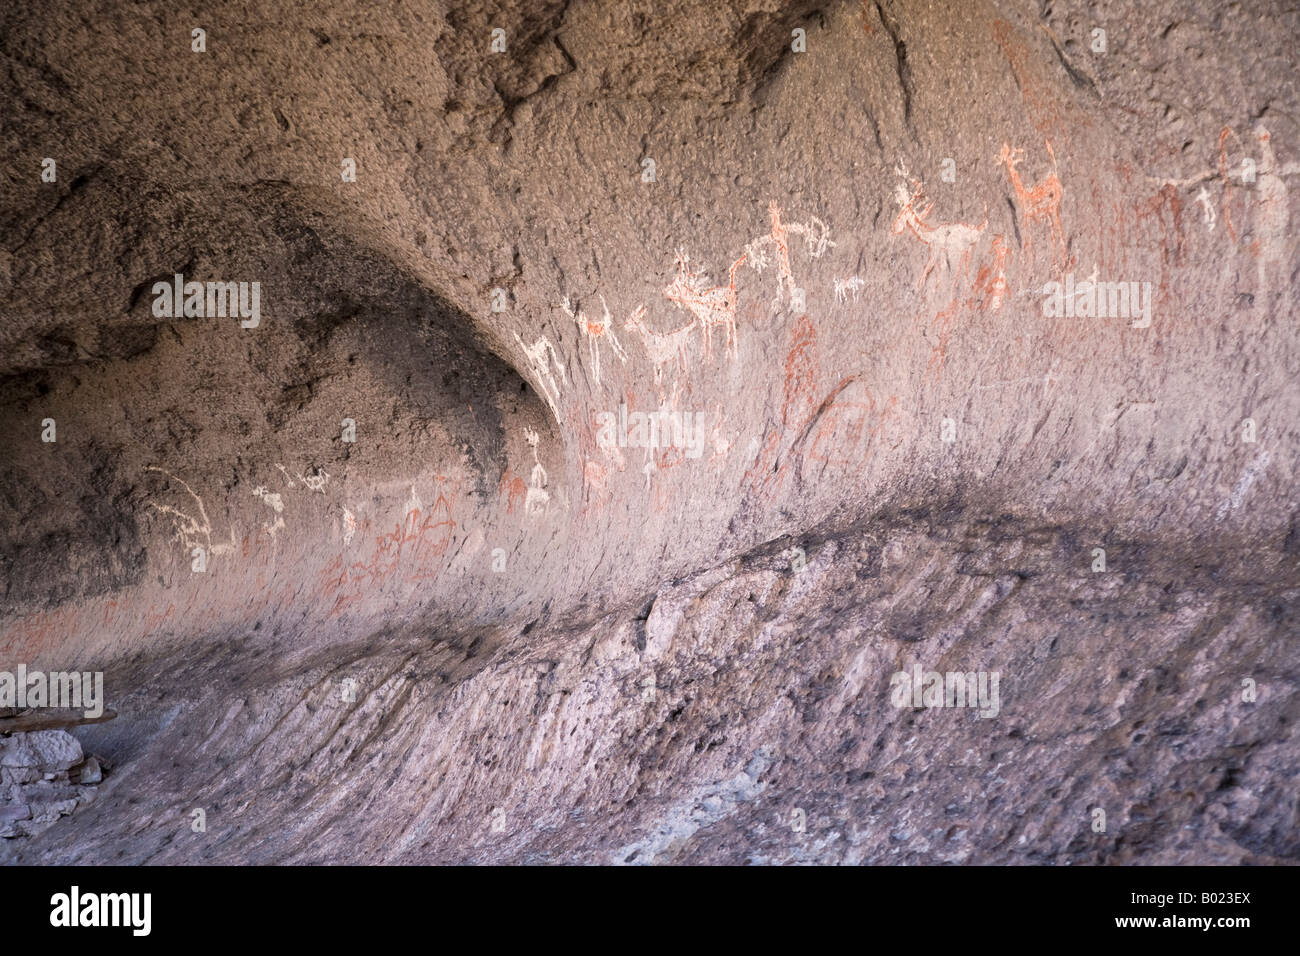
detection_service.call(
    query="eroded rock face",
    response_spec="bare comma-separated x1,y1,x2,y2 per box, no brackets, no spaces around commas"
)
0,730,103,840
0,0,1296,863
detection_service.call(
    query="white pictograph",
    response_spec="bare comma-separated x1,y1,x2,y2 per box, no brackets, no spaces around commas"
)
524,428,550,517
892,161,988,293
833,276,865,303
744,201,835,308
662,250,747,361
275,464,330,493
144,467,236,560
513,331,566,418
564,295,628,388
252,486,286,544
624,304,696,395
1252,125,1294,299
1195,186,1216,231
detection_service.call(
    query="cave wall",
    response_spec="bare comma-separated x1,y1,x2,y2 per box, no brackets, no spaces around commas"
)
1,0,1296,863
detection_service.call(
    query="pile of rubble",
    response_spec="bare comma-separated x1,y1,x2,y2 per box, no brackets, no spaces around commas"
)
0,729,107,839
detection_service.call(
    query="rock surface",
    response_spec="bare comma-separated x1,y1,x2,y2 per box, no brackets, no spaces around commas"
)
0,729,82,771
0,0,1296,863
0,731,102,839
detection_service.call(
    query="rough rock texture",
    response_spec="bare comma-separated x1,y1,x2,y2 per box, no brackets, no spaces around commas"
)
0,730,103,839
0,0,1296,863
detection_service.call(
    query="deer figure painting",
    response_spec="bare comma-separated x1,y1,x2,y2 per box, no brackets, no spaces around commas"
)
624,304,696,395
834,276,866,303
662,250,746,361
563,295,628,388
891,162,987,294
998,142,1066,268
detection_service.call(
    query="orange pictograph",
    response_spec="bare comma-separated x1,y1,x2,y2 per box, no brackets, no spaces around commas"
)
595,199,836,401
390,480,456,579
1218,126,1243,241
743,313,820,502
969,234,1010,313
318,477,457,617
803,378,899,469
662,250,747,361
563,295,628,388
1133,182,1183,311
744,201,836,309
583,460,607,513
499,469,528,514
888,156,1019,381
924,301,961,382
891,163,988,293
998,142,1067,268
1,604,82,659
923,233,1013,381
